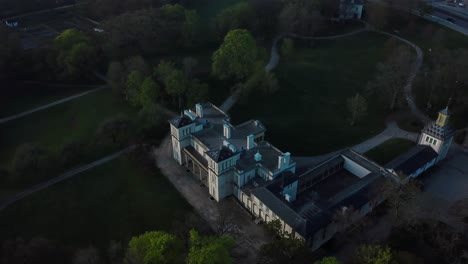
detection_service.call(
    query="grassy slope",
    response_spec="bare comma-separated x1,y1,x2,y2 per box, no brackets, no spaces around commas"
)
231,32,390,156
364,138,416,165
0,157,194,249
0,88,138,170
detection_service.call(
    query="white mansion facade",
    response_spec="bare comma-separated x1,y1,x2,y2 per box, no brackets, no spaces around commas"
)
168,103,454,250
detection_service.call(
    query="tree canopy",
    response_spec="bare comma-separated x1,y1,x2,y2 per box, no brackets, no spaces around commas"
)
125,231,183,264
187,230,235,264
212,29,258,81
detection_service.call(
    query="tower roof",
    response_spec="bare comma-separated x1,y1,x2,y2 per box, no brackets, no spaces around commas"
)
422,121,455,140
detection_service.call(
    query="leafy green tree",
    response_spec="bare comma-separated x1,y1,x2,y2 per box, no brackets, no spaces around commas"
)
354,244,394,264
212,29,258,81
140,77,160,110
214,2,255,39
258,237,312,264
281,38,295,59
183,57,198,79
183,9,201,47
346,93,368,126
155,61,187,108
186,79,209,107
264,219,284,238
242,62,279,97
315,256,341,264
187,230,235,264
126,71,145,107
125,231,183,264
54,29,97,80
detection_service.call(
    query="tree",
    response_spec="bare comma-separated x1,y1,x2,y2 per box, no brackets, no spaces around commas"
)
212,29,258,81
0,236,67,264
214,2,255,39
72,246,102,264
96,115,132,144
279,0,322,35
367,46,413,110
140,77,160,110
183,57,198,79
281,38,295,59
381,176,422,223
187,230,235,264
155,61,187,108
54,29,97,80
11,143,50,184
315,256,341,264
126,71,145,107
346,93,368,126
258,236,313,264
242,62,279,97
354,244,394,264
186,79,209,107
182,9,201,47
367,4,389,29
108,61,126,95
125,231,183,264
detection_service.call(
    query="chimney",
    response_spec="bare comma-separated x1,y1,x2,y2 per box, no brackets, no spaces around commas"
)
223,123,231,139
254,151,262,162
278,152,291,170
196,103,204,118
247,134,255,150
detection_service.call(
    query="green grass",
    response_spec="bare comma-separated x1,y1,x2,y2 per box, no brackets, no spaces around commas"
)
0,84,97,118
0,156,195,249
230,32,391,155
0,88,138,171
365,138,416,165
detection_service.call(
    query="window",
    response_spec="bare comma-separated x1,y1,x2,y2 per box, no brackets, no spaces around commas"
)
433,139,437,145
426,136,429,142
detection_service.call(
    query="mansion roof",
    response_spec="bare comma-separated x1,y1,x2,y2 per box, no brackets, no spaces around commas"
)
386,145,438,176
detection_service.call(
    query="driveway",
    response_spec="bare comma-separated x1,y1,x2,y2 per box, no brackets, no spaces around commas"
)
422,145,468,202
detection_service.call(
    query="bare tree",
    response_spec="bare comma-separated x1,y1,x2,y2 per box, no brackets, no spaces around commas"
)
367,46,414,110
346,93,368,126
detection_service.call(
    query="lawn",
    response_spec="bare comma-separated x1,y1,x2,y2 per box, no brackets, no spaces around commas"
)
0,156,197,249
364,138,416,165
0,88,138,175
0,83,98,118
230,32,391,156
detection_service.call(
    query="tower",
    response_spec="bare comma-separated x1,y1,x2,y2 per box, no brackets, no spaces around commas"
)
418,104,455,162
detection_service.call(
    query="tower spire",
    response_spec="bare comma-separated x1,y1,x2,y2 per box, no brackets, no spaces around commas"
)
446,97,452,110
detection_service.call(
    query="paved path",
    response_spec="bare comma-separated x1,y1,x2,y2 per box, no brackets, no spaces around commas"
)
0,86,107,124
219,87,242,113
0,146,134,212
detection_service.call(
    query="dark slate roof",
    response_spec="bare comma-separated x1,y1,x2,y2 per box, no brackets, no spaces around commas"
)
250,187,305,229
169,115,193,128
236,142,287,173
385,145,438,176
205,146,236,162
422,121,455,140
267,171,299,196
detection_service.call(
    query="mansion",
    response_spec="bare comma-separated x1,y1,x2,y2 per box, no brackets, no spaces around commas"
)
168,103,454,250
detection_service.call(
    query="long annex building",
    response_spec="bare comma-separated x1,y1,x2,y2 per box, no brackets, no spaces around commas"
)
168,103,454,250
